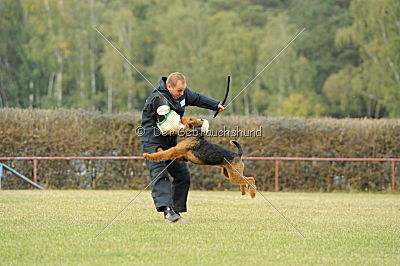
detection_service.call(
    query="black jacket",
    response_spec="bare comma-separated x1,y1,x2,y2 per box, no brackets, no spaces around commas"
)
140,77,220,145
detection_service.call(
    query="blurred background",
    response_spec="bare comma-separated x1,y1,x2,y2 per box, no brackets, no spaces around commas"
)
0,0,399,118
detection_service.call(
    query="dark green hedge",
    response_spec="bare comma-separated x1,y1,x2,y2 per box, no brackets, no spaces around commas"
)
1,108,399,191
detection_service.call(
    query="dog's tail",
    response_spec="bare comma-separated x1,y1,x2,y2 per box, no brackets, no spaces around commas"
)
230,140,243,157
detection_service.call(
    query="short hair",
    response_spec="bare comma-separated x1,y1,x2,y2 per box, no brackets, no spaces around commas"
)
166,72,186,88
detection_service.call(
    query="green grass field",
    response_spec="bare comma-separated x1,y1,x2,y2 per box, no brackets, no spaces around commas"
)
1,190,399,265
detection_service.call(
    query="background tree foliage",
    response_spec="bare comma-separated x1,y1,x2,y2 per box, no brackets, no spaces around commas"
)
0,0,399,117
331,0,400,118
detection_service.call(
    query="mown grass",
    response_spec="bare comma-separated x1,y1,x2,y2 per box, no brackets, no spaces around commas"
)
0,190,399,265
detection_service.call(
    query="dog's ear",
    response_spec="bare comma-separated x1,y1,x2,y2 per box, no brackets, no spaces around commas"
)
181,117,194,129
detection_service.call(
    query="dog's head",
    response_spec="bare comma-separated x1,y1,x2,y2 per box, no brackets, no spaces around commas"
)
181,117,204,129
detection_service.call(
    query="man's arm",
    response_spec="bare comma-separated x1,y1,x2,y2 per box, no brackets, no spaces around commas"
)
185,88,220,111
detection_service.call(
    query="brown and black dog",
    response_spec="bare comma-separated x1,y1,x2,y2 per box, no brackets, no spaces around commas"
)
143,133,256,198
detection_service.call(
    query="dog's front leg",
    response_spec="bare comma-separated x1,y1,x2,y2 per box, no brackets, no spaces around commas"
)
143,147,182,162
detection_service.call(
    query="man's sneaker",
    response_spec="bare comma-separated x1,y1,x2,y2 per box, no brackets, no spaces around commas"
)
163,207,182,223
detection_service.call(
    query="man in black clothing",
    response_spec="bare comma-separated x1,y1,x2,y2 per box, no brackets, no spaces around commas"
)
140,72,224,223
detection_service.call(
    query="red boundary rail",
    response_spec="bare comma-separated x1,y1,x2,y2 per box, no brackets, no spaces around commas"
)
0,156,398,192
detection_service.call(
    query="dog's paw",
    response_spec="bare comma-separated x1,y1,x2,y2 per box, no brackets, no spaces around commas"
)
250,186,256,198
241,185,246,196
143,153,150,159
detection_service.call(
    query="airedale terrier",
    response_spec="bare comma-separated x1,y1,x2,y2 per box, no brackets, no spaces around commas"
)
143,133,256,198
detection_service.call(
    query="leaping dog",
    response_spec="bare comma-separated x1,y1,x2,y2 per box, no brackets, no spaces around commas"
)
143,133,256,198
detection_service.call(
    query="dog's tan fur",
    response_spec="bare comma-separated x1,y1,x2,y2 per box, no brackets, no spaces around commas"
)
179,117,205,131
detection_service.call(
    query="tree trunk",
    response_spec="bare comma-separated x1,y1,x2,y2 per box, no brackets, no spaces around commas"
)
278,72,284,103
108,84,113,113
48,72,55,97
43,0,53,29
108,68,113,113
366,97,372,118
44,0,55,101
123,21,133,110
29,81,34,108
78,30,86,104
124,61,133,110
90,0,96,110
0,78,7,107
374,102,381,119
244,92,250,115
387,57,400,84
55,51,63,107
128,85,132,110
55,70,63,107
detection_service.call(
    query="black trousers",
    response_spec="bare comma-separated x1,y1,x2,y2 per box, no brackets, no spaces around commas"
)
142,142,191,212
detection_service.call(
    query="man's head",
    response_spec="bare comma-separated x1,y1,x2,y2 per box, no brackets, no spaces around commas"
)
166,72,186,99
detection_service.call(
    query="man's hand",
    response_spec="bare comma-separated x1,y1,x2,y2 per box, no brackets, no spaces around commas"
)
217,104,225,112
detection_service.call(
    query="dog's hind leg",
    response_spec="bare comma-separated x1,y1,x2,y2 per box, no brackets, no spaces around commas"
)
221,167,229,178
243,176,256,198
223,165,251,196
240,185,246,196
222,167,246,195
223,162,256,198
